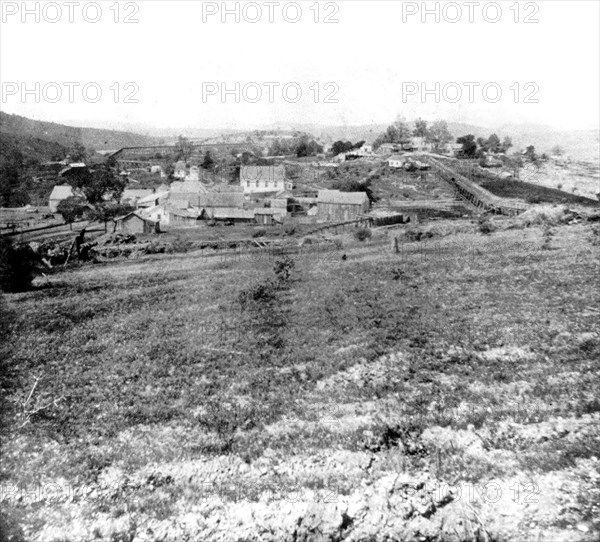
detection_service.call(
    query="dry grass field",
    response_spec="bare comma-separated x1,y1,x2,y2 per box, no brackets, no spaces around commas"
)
1,212,599,541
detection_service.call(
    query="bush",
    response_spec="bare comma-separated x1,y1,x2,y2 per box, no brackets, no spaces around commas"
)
404,229,434,242
238,281,277,309
525,195,542,204
355,228,372,242
0,238,38,293
284,225,296,236
252,228,267,238
167,237,192,254
274,257,295,282
478,215,495,235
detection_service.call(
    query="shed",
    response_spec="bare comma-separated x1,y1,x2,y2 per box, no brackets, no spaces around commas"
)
317,190,370,222
212,208,255,223
113,212,160,234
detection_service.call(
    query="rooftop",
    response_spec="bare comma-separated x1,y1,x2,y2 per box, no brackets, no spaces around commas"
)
318,189,369,206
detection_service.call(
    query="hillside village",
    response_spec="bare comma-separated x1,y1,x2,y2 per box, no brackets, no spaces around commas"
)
1,115,600,542
7,117,597,248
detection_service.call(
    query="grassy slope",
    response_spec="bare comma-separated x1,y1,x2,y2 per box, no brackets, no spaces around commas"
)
1,219,599,541
480,178,599,207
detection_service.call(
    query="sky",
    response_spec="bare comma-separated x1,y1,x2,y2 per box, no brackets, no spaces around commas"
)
1,0,599,134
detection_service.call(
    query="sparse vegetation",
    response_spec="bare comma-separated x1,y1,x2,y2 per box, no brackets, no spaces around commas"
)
1,219,599,540
354,227,372,241
477,215,495,235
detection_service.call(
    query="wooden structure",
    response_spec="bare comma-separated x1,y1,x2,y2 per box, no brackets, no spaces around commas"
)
426,157,528,216
317,190,370,222
113,212,160,234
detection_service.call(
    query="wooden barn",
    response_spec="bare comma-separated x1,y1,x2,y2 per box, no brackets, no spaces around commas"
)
317,190,370,223
113,212,160,234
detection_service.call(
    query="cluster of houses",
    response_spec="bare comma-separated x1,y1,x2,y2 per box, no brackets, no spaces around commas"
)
49,164,373,234
332,139,464,165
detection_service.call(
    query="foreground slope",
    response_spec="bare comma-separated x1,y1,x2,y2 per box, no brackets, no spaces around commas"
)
1,216,599,541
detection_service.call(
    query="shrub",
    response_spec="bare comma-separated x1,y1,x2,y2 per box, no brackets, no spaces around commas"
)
167,237,192,254
541,224,554,250
0,238,38,292
477,215,495,235
252,228,267,238
404,229,434,242
284,225,296,236
238,281,276,309
355,228,372,242
525,195,542,204
274,257,294,282
589,225,600,246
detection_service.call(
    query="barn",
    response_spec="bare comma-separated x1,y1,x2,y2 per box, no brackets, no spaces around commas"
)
113,212,160,234
317,190,370,222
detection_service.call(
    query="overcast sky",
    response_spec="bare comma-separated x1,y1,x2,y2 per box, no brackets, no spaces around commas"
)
1,0,599,133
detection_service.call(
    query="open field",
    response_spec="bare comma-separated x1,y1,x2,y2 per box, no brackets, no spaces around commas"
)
1,214,599,541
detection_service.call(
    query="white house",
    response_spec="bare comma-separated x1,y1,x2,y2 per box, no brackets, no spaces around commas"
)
388,155,406,168
49,185,84,212
411,137,433,153
185,166,200,182
150,165,166,177
174,160,187,179
240,165,286,195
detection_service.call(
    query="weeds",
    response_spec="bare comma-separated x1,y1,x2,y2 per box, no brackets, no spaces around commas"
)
541,224,554,250
477,215,495,235
354,228,372,242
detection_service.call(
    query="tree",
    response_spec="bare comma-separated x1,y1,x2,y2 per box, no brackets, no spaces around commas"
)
202,151,215,170
79,164,127,204
0,150,26,207
331,141,354,156
68,142,87,163
502,136,513,153
487,134,502,154
426,120,453,152
373,119,413,150
295,136,323,158
0,238,38,292
551,145,564,156
175,135,194,162
413,118,429,138
91,202,134,232
57,197,87,229
524,145,538,163
456,135,478,158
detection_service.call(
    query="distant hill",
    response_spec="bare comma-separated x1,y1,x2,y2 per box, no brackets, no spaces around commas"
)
0,132,67,164
0,111,161,152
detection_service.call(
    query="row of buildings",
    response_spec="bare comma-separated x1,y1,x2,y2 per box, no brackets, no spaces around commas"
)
113,165,370,233
114,186,369,234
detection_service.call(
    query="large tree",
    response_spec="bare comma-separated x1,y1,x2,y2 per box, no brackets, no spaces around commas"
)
426,120,453,152
57,197,87,229
67,142,87,163
413,118,429,138
175,135,194,162
456,135,478,158
90,202,134,232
